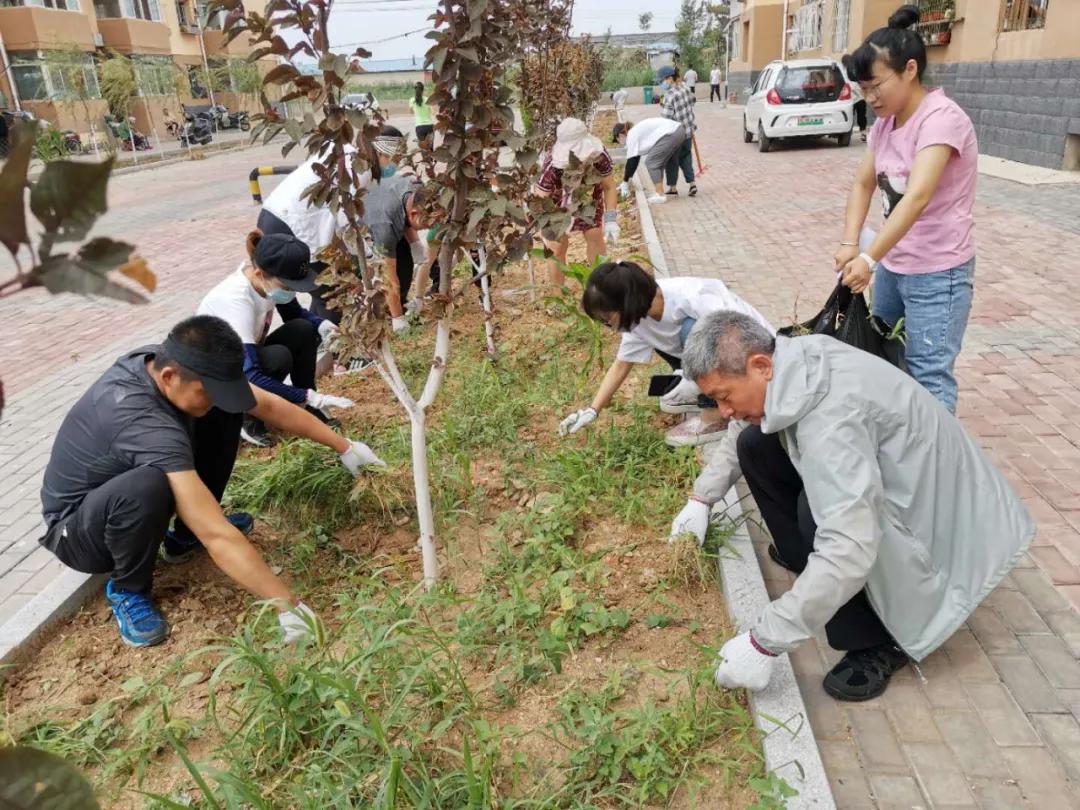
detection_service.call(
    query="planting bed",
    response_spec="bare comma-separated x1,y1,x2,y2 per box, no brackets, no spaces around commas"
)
0,197,777,808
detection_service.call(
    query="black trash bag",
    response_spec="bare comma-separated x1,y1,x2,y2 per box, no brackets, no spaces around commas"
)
780,282,906,372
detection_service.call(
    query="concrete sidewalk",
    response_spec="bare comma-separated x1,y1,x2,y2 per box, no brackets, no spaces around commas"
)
635,102,1080,808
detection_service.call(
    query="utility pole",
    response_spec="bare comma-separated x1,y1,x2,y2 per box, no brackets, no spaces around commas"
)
196,0,218,108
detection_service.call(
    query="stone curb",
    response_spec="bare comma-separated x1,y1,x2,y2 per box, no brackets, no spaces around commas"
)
713,490,836,808
634,182,835,807
0,569,105,675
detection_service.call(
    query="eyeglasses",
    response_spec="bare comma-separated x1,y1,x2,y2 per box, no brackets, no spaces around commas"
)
861,72,897,100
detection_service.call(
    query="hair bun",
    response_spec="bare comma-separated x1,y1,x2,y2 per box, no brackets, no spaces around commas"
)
888,4,920,29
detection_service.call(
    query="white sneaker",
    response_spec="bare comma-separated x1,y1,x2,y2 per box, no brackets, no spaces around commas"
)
659,376,702,414
646,194,667,205
665,415,728,448
334,356,374,375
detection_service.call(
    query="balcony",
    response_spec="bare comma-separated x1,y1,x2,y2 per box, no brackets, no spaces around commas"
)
201,27,253,57
95,16,170,54
0,5,95,50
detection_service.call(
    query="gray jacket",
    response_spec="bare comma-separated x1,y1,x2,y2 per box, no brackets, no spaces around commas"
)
747,336,1033,660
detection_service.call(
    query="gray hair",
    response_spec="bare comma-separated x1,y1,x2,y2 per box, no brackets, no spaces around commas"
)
682,311,775,380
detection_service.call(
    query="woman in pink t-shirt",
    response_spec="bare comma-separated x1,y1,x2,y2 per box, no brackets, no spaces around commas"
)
836,5,977,414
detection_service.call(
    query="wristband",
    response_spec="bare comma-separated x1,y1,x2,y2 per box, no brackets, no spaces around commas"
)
859,252,879,272
749,632,778,657
603,210,617,223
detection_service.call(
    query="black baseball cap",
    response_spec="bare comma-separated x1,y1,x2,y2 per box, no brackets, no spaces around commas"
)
253,233,319,292
161,330,256,413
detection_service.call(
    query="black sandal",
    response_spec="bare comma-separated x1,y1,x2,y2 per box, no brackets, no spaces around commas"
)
822,644,908,701
688,183,698,197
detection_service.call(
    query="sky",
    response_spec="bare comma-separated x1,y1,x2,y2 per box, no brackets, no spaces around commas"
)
324,1,682,62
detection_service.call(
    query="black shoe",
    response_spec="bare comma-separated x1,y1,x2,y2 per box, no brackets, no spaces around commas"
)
767,543,797,572
822,644,908,702
688,183,698,197
241,417,271,447
665,187,679,195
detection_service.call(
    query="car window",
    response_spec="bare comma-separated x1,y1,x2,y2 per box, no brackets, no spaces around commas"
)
755,69,771,94
775,64,846,103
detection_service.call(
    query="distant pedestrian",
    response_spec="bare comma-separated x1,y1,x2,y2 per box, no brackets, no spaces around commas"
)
837,4,978,413
409,82,435,150
841,55,868,142
709,64,723,102
611,87,629,122
657,66,697,197
683,66,698,100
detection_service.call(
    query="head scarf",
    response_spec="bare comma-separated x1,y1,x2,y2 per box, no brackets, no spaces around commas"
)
550,117,604,170
373,134,403,157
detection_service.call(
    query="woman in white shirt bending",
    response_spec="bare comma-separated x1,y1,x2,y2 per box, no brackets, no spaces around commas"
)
558,261,773,448
197,231,352,445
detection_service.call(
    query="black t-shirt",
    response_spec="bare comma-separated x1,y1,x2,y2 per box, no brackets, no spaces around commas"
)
40,346,196,534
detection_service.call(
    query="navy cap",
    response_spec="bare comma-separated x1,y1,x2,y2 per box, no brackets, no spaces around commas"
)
253,233,319,292
656,66,676,82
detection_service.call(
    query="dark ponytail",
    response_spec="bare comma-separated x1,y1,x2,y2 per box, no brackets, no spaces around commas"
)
413,82,424,107
850,4,926,83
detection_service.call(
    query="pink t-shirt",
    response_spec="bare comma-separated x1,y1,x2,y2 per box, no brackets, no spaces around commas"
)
869,88,977,275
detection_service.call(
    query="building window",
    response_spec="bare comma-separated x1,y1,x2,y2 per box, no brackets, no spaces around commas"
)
1001,0,1049,31
0,0,81,9
791,0,824,53
196,0,225,29
832,0,851,51
93,0,160,20
741,20,749,60
730,17,741,63
134,56,174,96
9,51,101,101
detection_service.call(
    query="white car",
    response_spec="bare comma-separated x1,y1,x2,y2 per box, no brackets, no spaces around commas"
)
743,59,855,153
342,92,380,115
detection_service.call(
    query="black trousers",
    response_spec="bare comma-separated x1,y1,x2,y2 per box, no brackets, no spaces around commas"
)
258,318,319,391
854,99,868,132
710,83,722,102
665,137,694,186
736,425,892,651
45,408,242,592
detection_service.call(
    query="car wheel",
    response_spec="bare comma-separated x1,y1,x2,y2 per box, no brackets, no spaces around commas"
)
837,130,852,147
758,123,772,153
743,116,753,143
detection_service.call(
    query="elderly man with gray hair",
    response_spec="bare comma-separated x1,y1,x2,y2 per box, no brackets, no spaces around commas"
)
681,311,1034,701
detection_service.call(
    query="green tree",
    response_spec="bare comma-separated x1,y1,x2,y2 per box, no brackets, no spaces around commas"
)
40,44,99,134
675,0,709,73
98,52,136,121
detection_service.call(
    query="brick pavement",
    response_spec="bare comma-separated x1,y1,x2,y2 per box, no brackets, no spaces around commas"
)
633,102,1080,808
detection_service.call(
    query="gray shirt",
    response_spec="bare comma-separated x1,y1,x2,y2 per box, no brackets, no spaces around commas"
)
40,347,195,534
361,172,418,255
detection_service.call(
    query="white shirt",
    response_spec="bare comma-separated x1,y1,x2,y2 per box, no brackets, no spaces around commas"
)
624,117,682,159
710,68,722,84
262,146,371,259
196,265,275,345
612,88,629,110
684,69,698,85
617,277,774,364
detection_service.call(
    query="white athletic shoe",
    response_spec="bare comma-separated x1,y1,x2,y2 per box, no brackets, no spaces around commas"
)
659,376,703,414
646,194,667,205
665,416,728,448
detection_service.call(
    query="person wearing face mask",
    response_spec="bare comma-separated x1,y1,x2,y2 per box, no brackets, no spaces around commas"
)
657,66,697,197
836,4,978,414
558,261,772,449
197,231,350,446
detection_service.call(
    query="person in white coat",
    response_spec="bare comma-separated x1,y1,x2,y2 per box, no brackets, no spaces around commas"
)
681,311,1033,701
559,261,773,448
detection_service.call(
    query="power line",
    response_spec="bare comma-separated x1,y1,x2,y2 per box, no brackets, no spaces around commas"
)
332,24,432,47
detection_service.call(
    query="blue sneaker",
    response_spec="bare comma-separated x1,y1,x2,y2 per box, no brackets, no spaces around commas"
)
162,512,254,564
105,580,170,647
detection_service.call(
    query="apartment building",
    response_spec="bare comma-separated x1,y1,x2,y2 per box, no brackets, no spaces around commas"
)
0,0,272,138
727,0,1080,169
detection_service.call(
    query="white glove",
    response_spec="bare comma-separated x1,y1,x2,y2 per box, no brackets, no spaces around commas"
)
307,390,355,411
558,407,597,436
409,239,428,265
340,439,387,474
278,601,319,645
618,181,630,200
604,219,621,245
670,498,710,544
317,319,338,344
391,316,409,334
714,632,777,692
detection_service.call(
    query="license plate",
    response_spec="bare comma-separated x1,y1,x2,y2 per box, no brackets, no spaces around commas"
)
798,116,824,126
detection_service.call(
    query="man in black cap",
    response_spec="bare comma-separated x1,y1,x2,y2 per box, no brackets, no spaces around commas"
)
38,315,386,647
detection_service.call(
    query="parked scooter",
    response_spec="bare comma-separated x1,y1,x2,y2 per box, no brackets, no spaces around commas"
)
178,110,213,147
210,104,250,131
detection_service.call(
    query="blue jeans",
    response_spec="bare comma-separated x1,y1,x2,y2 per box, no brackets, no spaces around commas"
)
872,258,975,414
